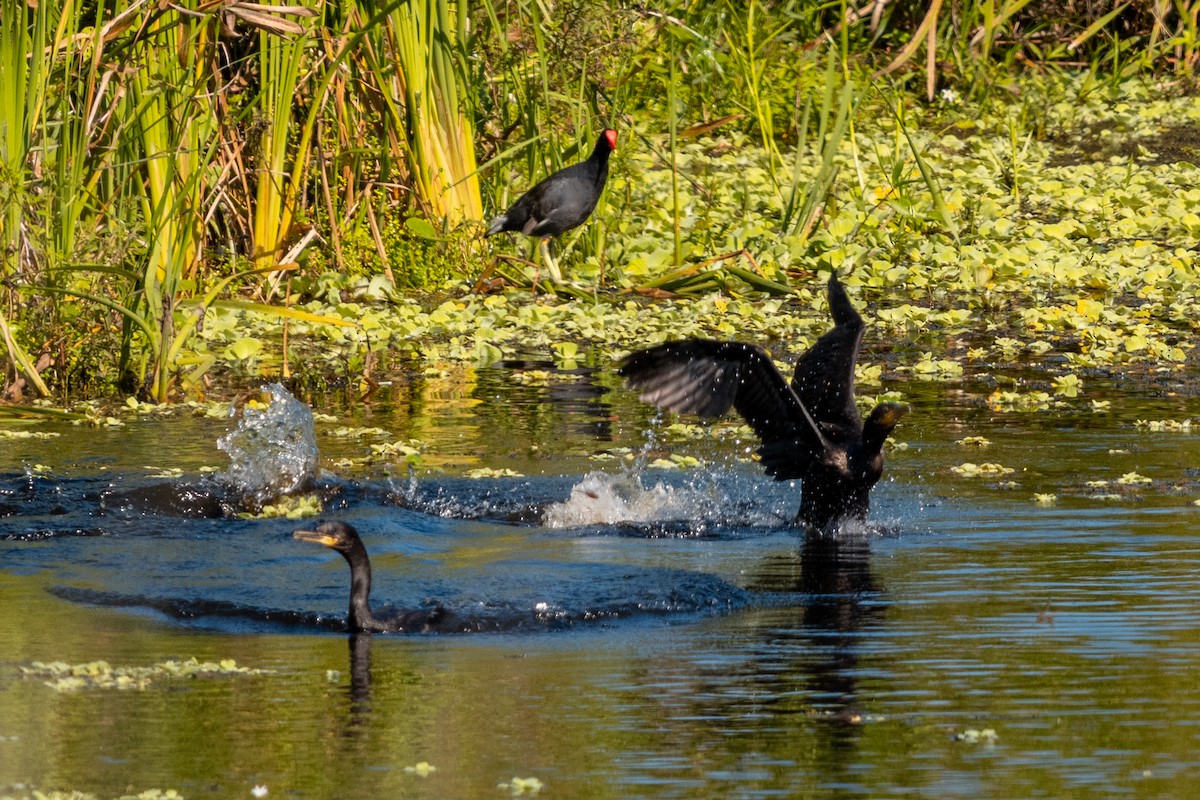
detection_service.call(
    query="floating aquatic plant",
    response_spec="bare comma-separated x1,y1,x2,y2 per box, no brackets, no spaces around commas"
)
369,440,425,464
508,370,578,387
661,422,715,441
858,391,906,412
498,777,543,796
1052,374,1083,396
955,728,998,744
324,425,390,439
19,658,271,692
1135,419,1194,431
646,454,705,470
902,353,964,380
71,414,125,428
0,429,61,439
988,391,1056,412
143,467,183,480
951,463,1015,477
240,494,323,520
956,436,991,447
465,467,523,479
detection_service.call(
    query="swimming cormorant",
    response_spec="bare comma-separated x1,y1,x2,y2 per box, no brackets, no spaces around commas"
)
293,521,446,633
619,272,907,532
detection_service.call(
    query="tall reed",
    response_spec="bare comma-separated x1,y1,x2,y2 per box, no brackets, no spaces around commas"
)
376,0,482,225
0,0,53,395
782,47,857,244
253,14,313,271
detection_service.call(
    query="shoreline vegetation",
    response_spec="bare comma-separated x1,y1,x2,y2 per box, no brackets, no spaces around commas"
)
1,0,1197,406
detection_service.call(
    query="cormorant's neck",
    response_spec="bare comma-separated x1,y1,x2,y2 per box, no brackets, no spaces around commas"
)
861,418,895,456
861,403,904,456
342,540,383,632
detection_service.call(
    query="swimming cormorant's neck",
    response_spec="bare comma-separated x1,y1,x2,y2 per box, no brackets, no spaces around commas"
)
340,537,385,633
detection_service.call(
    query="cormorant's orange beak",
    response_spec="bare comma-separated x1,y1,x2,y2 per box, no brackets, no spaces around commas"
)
294,529,339,547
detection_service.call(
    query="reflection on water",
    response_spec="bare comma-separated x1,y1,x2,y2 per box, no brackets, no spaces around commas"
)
347,634,373,725
1,362,1199,798
749,532,885,724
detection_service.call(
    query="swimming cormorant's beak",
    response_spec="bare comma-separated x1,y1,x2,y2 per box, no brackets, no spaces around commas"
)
294,529,339,548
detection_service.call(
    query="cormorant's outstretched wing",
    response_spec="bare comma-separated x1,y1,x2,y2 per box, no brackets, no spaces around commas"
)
791,273,866,432
619,340,832,474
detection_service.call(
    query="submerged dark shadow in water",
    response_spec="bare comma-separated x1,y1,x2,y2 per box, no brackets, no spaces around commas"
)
0,467,322,524
382,474,554,525
96,479,233,518
0,527,109,541
94,475,360,519
48,585,338,633
49,560,754,635
0,470,82,518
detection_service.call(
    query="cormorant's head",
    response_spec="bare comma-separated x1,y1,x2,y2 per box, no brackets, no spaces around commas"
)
862,402,909,451
294,520,361,554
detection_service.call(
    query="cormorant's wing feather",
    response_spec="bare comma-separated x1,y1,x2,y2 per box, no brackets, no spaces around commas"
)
791,273,866,432
620,340,832,466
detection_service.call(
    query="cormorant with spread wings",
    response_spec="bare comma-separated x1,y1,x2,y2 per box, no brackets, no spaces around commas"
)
619,272,907,532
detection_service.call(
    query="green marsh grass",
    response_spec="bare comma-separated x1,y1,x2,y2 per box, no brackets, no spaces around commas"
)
125,15,216,401
782,47,857,244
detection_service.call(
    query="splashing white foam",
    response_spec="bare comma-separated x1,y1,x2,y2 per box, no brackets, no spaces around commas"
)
217,383,318,503
543,471,715,529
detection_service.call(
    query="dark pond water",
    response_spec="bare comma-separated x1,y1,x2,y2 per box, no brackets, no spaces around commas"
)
1,360,1199,798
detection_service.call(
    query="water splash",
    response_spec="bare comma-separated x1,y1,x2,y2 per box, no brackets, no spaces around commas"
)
543,471,720,528
217,384,318,505
540,413,715,528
